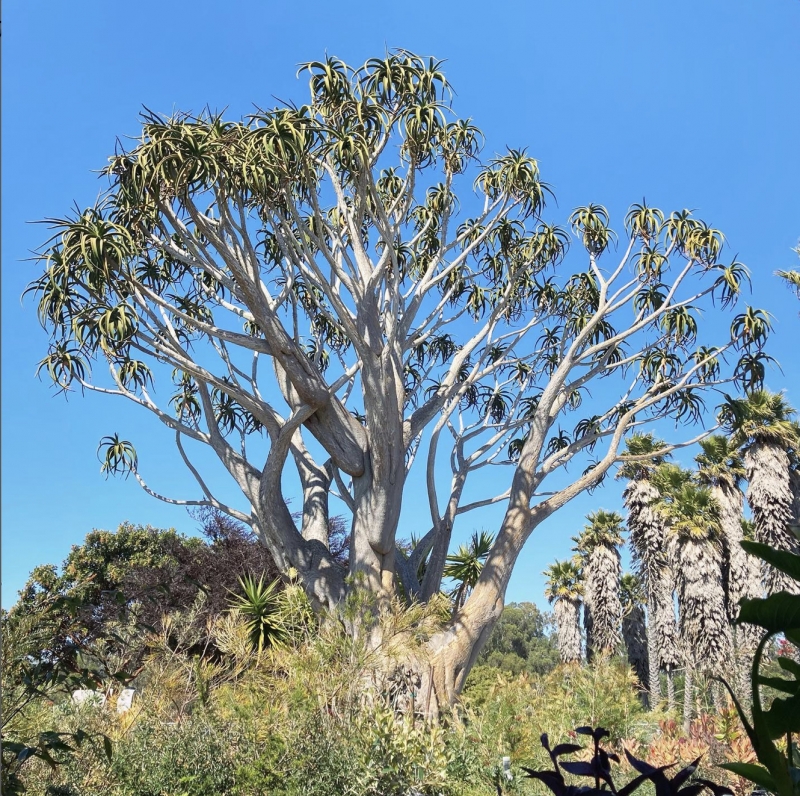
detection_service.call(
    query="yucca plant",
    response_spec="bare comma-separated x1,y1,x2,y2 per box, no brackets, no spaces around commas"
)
229,574,288,652
443,530,494,610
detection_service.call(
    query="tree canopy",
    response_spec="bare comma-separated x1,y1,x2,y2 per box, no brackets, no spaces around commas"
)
27,49,772,702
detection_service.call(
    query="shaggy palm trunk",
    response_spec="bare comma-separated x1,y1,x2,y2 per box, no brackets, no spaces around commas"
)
554,596,582,664
673,534,732,723
624,479,668,705
654,572,682,679
790,467,800,527
711,483,763,696
622,604,649,697
645,601,661,703
745,442,800,594
583,544,622,661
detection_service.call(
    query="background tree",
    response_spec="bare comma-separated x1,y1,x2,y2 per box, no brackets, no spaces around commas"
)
619,572,649,698
721,391,800,594
572,510,624,660
10,514,279,672
543,560,583,664
474,601,559,676
776,244,800,303
28,49,768,707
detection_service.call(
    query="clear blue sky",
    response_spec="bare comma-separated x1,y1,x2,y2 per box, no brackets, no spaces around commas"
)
3,0,800,610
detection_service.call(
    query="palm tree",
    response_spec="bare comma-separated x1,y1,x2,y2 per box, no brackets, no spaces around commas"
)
572,510,624,661
617,434,681,707
543,560,583,664
721,391,800,594
653,471,733,726
443,530,494,610
694,435,762,696
620,572,649,696
694,436,754,618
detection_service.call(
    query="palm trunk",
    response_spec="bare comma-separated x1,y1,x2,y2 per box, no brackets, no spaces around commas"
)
674,537,732,675
625,479,668,709
646,599,661,705
745,442,800,595
585,544,622,659
622,604,648,696
554,596,582,664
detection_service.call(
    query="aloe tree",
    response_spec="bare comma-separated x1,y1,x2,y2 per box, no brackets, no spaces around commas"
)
27,49,769,709
442,530,493,610
653,467,733,723
617,434,681,706
776,243,800,301
721,391,800,595
572,510,624,660
543,560,583,664
620,572,649,696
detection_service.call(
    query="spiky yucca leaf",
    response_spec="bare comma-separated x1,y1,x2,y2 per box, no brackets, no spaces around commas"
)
229,574,288,652
443,530,494,609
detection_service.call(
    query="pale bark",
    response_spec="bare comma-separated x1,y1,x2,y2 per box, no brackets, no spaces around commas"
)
40,69,755,714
